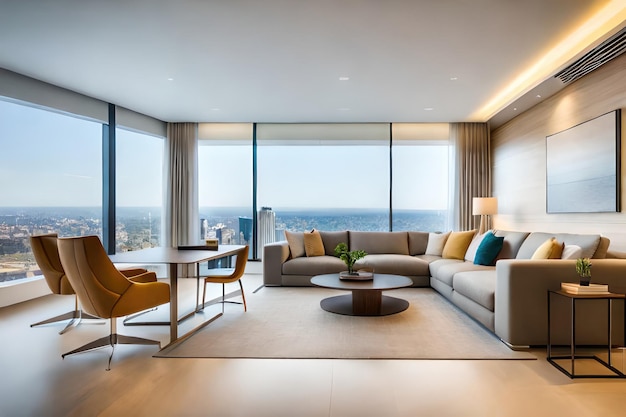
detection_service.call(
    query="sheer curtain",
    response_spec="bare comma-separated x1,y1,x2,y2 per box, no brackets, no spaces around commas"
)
164,123,199,249
449,123,492,231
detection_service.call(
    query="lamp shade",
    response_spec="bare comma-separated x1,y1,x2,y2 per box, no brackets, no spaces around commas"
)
472,197,498,215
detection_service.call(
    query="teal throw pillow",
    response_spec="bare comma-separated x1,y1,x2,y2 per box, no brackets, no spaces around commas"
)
473,231,504,266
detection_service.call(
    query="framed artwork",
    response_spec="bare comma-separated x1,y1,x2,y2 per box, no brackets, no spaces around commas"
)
546,109,621,213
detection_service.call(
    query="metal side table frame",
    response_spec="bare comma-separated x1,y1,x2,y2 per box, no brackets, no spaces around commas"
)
547,290,626,378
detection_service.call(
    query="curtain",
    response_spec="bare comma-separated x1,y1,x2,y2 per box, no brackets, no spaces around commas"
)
164,123,199,249
449,123,492,231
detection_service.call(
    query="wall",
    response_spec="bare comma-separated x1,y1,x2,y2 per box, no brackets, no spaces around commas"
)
491,53,626,250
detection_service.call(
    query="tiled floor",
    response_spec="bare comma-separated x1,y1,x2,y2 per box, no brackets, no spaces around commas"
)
1,272,626,417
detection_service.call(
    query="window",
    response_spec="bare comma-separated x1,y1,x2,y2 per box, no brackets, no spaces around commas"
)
115,128,164,252
257,142,389,235
391,142,449,232
0,100,102,283
198,141,253,247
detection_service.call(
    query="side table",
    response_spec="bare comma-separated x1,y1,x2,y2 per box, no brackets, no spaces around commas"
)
547,290,626,378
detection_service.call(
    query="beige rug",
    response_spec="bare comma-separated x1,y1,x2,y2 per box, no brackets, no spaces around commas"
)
156,286,535,360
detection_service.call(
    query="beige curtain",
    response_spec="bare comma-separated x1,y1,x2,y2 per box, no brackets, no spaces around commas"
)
164,123,199,249
450,123,492,231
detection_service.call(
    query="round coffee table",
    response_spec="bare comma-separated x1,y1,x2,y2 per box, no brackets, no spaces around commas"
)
310,273,413,316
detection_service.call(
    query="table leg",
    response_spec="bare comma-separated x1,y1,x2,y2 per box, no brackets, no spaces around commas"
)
571,297,576,376
169,263,178,343
608,299,613,366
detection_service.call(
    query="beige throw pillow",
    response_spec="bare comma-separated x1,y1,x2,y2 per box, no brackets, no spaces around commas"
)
425,232,451,256
284,230,305,258
303,229,325,257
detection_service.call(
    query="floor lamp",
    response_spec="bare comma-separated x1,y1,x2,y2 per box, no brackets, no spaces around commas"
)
473,197,498,235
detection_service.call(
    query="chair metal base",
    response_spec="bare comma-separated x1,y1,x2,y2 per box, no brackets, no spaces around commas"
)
31,295,105,335
62,318,161,370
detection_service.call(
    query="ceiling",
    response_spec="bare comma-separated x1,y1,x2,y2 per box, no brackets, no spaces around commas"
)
0,0,624,127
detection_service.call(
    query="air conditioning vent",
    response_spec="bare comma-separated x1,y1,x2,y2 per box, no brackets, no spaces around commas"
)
555,27,626,84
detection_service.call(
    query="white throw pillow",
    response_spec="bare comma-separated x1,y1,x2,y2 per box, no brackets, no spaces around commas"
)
464,231,489,262
561,244,583,260
425,232,451,256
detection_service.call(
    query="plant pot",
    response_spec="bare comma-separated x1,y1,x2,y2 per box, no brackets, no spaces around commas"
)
579,277,591,286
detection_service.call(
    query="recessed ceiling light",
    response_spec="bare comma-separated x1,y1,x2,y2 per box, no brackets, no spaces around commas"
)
424,107,434,111
339,77,350,81
536,94,542,98
513,107,517,111
167,78,174,81
210,108,221,111
450,77,458,81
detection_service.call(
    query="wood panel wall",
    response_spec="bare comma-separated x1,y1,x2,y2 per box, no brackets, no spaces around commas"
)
491,53,626,251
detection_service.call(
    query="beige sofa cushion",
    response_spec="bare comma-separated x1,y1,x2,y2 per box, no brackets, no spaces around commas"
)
494,230,530,260
554,232,602,259
285,231,305,258
355,254,429,276
594,236,610,258
517,232,601,259
408,231,429,255
319,231,349,256
431,260,492,287
452,270,496,311
282,256,346,276
349,231,409,255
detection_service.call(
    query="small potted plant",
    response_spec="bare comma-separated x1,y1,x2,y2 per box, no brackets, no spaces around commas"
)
334,242,367,276
575,258,592,286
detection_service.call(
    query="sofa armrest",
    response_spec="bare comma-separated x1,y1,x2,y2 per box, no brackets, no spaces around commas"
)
495,259,626,347
263,241,290,286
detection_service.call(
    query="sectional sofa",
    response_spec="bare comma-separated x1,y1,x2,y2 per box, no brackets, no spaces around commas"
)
263,229,626,348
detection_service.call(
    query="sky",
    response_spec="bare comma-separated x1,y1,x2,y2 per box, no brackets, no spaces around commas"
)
0,99,163,207
1,99,448,211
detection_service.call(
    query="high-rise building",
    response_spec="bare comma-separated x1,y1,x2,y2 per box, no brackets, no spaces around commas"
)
257,207,276,259
200,218,208,240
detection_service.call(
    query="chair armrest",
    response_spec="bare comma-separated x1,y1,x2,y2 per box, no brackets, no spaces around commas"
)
126,271,158,283
119,267,149,278
263,241,290,286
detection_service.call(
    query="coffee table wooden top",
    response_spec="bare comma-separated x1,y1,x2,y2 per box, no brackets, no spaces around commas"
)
311,273,413,291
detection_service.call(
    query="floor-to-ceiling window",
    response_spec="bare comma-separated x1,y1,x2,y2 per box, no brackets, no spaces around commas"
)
115,127,164,252
391,123,450,232
257,142,390,234
257,124,390,243
0,99,102,283
198,124,253,258
195,122,451,260
391,142,449,232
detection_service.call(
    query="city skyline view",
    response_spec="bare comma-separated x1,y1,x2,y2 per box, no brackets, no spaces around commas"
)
0,205,447,283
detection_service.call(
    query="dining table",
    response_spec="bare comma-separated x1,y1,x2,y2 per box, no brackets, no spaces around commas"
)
109,244,245,350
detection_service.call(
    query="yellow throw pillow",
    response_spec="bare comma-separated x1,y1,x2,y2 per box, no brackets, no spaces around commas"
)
531,237,564,259
303,229,325,257
442,230,477,260
284,230,305,258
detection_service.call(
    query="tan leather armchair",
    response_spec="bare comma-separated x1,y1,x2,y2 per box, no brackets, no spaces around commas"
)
201,245,249,312
57,235,170,370
29,233,102,334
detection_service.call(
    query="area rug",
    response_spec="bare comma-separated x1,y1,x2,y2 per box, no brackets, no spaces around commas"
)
156,286,536,360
